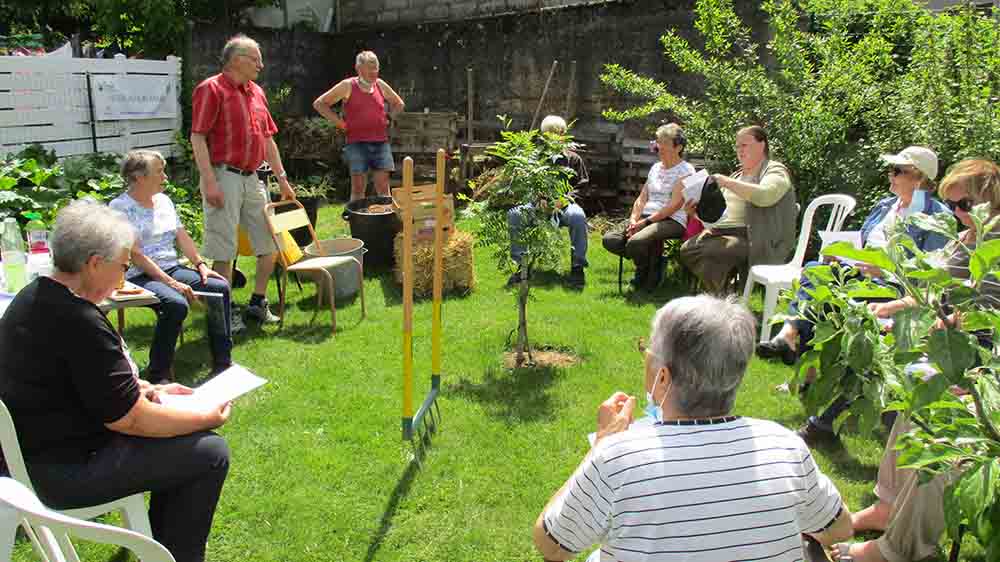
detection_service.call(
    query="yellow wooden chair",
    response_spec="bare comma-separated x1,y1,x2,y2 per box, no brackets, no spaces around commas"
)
263,200,365,333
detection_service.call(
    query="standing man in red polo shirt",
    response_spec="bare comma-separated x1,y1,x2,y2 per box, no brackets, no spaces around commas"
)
312,50,405,201
190,34,295,324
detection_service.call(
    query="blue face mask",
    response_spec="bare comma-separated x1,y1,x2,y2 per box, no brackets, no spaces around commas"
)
645,372,667,422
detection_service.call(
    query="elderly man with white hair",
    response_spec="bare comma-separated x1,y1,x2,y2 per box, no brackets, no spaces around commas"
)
533,294,853,562
506,115,591,288
313,50,406,201
190,33,295,325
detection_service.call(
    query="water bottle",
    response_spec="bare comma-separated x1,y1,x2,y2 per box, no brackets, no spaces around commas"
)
2,218,26,293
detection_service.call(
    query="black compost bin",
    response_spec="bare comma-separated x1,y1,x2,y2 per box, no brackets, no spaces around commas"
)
345,196,401,269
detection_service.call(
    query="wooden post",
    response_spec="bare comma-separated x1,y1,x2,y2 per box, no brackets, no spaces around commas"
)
564,60,577,119
466,67,474,144
431,149,445,390
401,157,415,439
531,60,558,130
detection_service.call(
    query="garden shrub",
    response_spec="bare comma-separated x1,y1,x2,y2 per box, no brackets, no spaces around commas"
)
601,0,1000,225
0,145,204,241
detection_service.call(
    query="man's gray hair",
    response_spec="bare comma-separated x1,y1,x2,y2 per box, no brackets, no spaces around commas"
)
121,149,164,187
540,115,567,134
356,51,379,66
51,200,135,274
221,34,259,67
648,295,756,417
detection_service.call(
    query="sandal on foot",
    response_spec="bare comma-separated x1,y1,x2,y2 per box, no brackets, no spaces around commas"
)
831,542,856,562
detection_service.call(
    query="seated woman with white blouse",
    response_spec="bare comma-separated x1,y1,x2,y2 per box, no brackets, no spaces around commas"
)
109,150,234,383
602,123,695,290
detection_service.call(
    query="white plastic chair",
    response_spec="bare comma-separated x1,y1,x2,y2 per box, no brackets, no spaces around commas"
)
0,399,152,561
743,193,856,342
0,477,174,562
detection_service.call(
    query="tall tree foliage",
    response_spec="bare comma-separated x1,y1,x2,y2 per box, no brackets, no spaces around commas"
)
601,0,1000,220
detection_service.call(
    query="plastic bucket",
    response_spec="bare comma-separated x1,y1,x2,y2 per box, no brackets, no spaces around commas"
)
303,238,366,299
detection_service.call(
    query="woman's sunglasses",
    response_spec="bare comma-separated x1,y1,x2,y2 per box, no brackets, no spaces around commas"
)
945,197,975,213
889,165,912,177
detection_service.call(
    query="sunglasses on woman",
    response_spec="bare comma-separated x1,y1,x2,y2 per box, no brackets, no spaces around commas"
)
889,165,912,177
945,197,975,213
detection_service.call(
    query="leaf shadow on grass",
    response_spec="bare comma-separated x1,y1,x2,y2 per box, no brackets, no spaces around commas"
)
448,364,561,423
363,428,435,562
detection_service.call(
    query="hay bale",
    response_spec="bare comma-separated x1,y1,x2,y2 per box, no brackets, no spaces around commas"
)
393,229,475,296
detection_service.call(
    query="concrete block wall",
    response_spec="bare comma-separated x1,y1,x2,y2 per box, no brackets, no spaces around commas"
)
339,0,620,29
188,0,771,135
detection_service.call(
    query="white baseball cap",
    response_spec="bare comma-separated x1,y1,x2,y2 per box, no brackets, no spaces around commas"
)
880,146,938,180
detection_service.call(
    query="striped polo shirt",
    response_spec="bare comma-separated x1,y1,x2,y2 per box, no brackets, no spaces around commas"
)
191,73,278,172
543,417,842,562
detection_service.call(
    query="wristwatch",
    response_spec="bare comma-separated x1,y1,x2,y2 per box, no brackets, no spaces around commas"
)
277,170,288,179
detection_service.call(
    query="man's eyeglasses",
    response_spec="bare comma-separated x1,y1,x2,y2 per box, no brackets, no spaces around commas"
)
945,197,975,213
239,53,262,66
889,165,911,177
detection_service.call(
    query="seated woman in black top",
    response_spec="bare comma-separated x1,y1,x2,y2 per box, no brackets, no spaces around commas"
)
0,200,231,562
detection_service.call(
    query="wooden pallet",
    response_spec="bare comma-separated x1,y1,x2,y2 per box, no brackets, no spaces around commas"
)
390,112,459,153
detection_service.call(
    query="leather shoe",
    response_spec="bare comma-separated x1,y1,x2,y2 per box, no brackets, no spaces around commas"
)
796,421,838,447
756,338,798,366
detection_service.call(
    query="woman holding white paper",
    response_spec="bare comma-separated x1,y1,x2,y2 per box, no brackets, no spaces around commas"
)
602,123,695,290
758,146,949,364
0,200,231,562
110,150,235,383
757,146,950,443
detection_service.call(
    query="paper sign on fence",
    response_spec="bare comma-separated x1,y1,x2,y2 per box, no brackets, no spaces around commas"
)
681,169,710,202
159,364,267,412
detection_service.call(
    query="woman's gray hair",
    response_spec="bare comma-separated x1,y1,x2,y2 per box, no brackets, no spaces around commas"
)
51,200,135,274
356,50,379,67
648,294,756,417
655,123,686,156
221,34,259,67
121,149,164,187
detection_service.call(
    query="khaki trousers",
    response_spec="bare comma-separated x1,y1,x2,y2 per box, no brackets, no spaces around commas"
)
875,415,956,562
679,227,748,294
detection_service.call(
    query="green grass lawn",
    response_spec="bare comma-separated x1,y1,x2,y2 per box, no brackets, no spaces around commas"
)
12,203,986,561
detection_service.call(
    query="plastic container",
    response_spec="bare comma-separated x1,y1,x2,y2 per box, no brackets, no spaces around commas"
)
303,238,366,299
25,216,49,254
344,196,401,269
26,250,53,283
2,218,26,293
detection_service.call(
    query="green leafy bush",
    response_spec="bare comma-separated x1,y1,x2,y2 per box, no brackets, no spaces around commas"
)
790,210,1000,556
601,0,1000,225
0,145,204,241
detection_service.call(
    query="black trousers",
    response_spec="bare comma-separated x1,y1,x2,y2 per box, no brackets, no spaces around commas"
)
27,431,229,562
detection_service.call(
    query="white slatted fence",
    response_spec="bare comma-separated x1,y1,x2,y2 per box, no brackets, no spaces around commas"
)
0,54,181,159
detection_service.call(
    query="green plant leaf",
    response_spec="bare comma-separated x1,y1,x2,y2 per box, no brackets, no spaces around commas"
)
927,329,979,384
822,242,894,271
907,212,959,241
970,238,1000,283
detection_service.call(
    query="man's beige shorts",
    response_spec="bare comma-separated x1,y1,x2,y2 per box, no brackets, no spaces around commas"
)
201,166,277,261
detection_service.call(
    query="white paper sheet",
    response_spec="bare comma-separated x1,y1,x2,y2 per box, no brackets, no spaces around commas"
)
0,292,14,318
681,169,710,202
818,230,863,266
587,414,656,446
159,364,267,412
